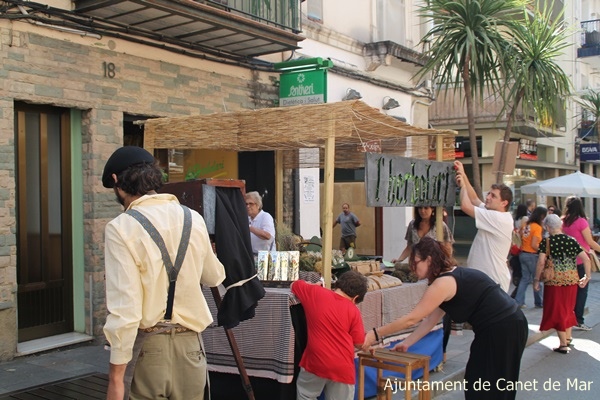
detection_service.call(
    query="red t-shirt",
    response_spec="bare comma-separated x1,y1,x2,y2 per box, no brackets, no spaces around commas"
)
291,280,365,384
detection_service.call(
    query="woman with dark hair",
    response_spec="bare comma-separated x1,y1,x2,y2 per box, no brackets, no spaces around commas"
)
363,237,528,400
515,206,547,308
562,196,600,331
547,205,561,216
513,204,529,229
392,206,454,263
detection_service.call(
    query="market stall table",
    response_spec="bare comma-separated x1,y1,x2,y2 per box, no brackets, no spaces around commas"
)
202,281,442,399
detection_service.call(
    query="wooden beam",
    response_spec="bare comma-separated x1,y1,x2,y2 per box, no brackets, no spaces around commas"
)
275,150,284,227
321,122,336,288
435,135,444,242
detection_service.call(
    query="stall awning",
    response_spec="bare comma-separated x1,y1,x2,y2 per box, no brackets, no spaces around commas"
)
144,100,457,167
143,100,457,288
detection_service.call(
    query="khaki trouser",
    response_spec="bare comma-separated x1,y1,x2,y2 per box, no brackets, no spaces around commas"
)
124,326,209,400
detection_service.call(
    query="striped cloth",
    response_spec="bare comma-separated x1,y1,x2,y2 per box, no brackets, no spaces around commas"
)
357,288,383,332
203,286,296,383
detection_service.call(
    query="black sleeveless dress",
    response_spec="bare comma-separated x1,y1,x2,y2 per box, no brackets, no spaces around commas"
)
439,267,528,400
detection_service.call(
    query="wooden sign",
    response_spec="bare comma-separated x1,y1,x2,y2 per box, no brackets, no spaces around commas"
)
365,154,456,207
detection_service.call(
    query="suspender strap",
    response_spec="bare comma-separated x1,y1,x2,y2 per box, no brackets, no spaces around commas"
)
126,205,192,320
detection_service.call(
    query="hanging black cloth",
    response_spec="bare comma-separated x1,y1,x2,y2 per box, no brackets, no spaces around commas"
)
214,187,265,329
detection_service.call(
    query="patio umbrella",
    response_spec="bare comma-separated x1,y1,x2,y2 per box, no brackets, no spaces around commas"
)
520,171,600,197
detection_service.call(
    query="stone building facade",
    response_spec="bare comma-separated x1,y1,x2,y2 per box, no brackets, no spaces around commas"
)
0,23,280,360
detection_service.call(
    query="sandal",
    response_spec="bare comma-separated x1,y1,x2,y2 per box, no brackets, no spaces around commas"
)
553,346,570,354
567,338,573,347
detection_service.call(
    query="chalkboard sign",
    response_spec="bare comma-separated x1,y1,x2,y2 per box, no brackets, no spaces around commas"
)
365,153,456,207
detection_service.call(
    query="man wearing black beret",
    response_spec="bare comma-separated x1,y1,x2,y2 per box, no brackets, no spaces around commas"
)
102,146,225,400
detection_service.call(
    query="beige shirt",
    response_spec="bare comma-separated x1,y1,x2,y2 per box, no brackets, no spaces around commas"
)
103,194,226,365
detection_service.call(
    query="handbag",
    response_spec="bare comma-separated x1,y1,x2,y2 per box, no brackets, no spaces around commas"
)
590,251,600,273
541,237,555,282
510,229,522,256
510,244,521,257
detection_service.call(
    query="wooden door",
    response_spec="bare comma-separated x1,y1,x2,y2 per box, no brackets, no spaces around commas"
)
15,104,73,342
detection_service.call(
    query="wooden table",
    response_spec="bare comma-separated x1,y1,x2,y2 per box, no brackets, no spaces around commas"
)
358,349,431,400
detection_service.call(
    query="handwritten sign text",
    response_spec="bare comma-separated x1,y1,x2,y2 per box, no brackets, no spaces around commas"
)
365,154,456,207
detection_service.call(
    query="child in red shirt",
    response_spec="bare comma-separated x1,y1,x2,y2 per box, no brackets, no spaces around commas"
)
291,270,367,399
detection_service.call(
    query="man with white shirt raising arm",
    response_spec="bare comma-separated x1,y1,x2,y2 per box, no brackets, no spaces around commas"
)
454,161,514,292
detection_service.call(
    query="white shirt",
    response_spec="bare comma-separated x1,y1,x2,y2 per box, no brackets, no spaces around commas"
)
249,209,275,254
467,203,513,292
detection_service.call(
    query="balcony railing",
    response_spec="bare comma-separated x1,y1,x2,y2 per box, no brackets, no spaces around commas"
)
429,86,567,137
579,119,598,140
206,0,301,32
579,19,600,58
72,0,303,57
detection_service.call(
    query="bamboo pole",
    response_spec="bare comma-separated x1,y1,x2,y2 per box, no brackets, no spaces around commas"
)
275,150,284,227
321,122,336,288
435,135,444,241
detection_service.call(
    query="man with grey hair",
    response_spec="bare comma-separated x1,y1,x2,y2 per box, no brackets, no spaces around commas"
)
245,191,275,254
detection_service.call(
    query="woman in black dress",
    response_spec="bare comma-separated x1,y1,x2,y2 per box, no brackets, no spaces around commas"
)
363,237,528,400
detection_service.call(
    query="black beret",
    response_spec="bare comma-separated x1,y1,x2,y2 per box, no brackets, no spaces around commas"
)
102,146,156,188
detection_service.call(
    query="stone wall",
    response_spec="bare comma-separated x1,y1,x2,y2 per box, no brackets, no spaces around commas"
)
0,25,278,359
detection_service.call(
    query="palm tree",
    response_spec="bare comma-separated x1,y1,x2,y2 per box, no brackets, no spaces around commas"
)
495,3,572,183
417,0,524,197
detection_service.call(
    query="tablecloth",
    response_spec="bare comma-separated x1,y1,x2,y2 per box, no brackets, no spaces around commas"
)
202,280,437,385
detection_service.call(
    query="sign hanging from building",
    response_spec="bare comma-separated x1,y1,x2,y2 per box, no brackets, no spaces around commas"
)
580,143,600,162
365,153,457,207
275,57,332,107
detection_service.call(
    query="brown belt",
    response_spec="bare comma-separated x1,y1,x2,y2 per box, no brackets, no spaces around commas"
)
141,324,193,334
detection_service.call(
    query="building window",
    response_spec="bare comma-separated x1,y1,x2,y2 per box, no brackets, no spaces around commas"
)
307,0,323,22
377,0,406,45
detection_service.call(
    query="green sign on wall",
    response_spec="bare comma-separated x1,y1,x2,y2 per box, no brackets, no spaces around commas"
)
279,70,326,106
275,57,332,107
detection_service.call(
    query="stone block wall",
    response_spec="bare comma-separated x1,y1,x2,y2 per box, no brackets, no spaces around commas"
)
0,24,279,359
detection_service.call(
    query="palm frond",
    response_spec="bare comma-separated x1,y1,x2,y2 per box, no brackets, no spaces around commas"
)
504,1,572,121
574,89,600,122
417,0,525,101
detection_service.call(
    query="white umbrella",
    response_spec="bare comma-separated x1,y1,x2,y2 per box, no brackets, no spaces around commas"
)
520,171,600,197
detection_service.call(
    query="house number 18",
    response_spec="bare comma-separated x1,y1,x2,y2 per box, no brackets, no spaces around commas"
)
103,62,116,78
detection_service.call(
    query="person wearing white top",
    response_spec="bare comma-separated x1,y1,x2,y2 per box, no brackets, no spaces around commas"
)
454,161,514,292
246,191,276,254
